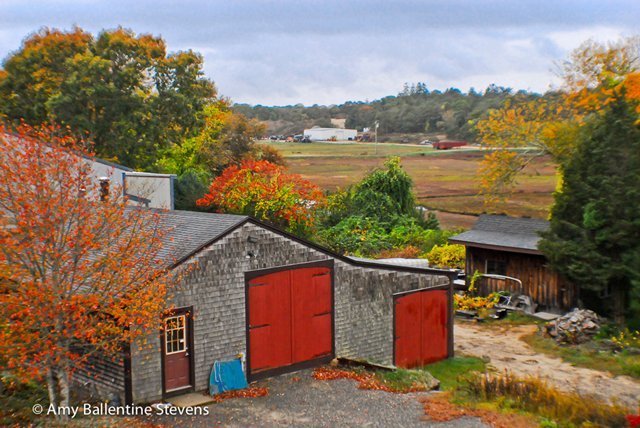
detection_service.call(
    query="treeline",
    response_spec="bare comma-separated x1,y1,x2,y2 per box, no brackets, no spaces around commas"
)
234,83,544,141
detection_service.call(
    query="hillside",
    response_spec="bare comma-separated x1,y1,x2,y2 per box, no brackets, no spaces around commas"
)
233,83,546,141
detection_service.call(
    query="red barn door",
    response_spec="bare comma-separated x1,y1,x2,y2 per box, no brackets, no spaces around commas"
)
394,288,449,368
247,264,333,379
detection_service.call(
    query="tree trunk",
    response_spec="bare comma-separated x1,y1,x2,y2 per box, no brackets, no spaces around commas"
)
56,366,71,422
46,366,59,411
612,282,627,325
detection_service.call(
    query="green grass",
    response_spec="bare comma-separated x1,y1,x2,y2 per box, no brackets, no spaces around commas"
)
486,312,544,326
266,141,437,157
522,332,640,379
422,356,487,391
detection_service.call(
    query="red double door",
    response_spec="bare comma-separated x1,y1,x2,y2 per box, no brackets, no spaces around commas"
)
394,289,449,368
247,266,333,376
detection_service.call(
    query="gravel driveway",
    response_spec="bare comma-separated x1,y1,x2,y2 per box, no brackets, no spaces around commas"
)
150,369,489,427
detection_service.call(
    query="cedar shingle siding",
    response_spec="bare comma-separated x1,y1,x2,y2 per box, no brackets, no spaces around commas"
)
128,219,451,403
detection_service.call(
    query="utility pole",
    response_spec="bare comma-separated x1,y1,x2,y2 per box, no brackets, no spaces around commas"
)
374,120,379,155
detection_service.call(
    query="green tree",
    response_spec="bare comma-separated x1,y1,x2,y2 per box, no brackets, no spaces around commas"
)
317,157,441,256
539,96,640,325
355,157,416,217
0,27,216,170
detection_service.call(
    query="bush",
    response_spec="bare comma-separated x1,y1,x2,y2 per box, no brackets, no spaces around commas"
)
374,246,422,259
611,329,640,351
317,216,392,256
426,244,465,269
454,293,500,311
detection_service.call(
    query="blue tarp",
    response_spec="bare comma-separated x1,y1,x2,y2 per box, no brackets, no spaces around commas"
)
209,358,248,395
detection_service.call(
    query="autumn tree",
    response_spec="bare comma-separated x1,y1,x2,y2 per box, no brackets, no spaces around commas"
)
157,102,269,210
476,36,640,202
196,160,324,235
0,124,175,418
538,96,640,324
0,27,216,170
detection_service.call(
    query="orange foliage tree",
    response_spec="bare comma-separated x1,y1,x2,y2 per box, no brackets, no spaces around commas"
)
0,124,174,417
197,160,324,235
476,36,640,203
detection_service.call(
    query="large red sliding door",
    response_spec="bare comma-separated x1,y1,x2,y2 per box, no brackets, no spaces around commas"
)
394,288,449,368
247,264,333,378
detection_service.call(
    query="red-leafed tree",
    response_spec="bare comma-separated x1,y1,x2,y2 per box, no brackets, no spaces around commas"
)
197,160,325,235
0,124,174,419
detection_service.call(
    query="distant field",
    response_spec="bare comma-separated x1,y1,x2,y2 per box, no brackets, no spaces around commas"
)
267,141,558,228
266,141,481,157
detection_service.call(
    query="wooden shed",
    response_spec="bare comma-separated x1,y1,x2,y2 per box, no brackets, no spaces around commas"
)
450,215,577,311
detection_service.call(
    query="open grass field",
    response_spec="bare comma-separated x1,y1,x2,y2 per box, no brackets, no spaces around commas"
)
267,141,558,229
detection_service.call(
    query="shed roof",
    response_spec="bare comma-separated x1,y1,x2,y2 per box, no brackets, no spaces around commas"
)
154,209,248,265
449,214,549,255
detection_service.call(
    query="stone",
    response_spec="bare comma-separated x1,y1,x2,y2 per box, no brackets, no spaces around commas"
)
544,308,601,344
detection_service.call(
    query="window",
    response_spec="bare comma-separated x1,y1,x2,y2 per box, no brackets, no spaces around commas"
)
164,315,186,354
486,259,507,276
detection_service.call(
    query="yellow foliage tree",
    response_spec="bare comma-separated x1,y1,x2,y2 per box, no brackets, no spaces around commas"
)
476,36,640,204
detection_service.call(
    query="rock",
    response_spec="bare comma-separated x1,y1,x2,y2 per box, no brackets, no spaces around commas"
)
544,308,601,344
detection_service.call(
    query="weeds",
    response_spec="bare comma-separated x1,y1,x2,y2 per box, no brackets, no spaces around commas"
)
466,371,630,427
522,332,640,379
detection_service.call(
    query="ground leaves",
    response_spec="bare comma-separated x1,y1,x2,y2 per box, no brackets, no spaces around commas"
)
211,386,269,403
312,367,426,393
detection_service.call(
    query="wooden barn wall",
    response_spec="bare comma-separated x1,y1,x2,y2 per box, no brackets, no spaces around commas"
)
465,247,576,310
73,350,125,404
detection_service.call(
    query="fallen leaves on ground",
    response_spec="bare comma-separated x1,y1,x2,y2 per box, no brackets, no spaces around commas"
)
420,393,538,428
212,386,269,403
312,367,426,393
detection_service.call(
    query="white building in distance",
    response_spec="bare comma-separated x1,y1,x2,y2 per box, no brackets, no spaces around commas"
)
303,127,357,141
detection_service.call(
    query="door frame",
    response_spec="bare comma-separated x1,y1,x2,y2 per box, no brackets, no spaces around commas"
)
392,283,454,367
244,259,335,382
160,306,195,398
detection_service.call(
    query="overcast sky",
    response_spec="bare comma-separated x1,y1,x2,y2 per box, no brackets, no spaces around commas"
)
1,1,638,106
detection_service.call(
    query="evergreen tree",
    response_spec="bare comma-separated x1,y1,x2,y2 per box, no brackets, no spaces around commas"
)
539,96,640,325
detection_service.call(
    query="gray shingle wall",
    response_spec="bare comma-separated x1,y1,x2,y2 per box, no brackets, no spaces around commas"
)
131,223,449,403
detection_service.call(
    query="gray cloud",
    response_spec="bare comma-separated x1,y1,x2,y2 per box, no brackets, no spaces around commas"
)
1,0,638,105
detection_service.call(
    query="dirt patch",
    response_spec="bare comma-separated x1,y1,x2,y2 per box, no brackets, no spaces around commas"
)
455,322,640,408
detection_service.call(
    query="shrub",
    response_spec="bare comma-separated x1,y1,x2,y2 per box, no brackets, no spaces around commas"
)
316,216,391,256
374,245,422,259
426,244,465,269
611,329,640,351
454,293,500,311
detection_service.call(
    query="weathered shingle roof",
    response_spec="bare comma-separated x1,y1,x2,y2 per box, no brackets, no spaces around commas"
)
145,209,456,278
449,214,549,254
154,209,248,266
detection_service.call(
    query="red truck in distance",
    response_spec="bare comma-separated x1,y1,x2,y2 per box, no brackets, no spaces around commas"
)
432,140,467,150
